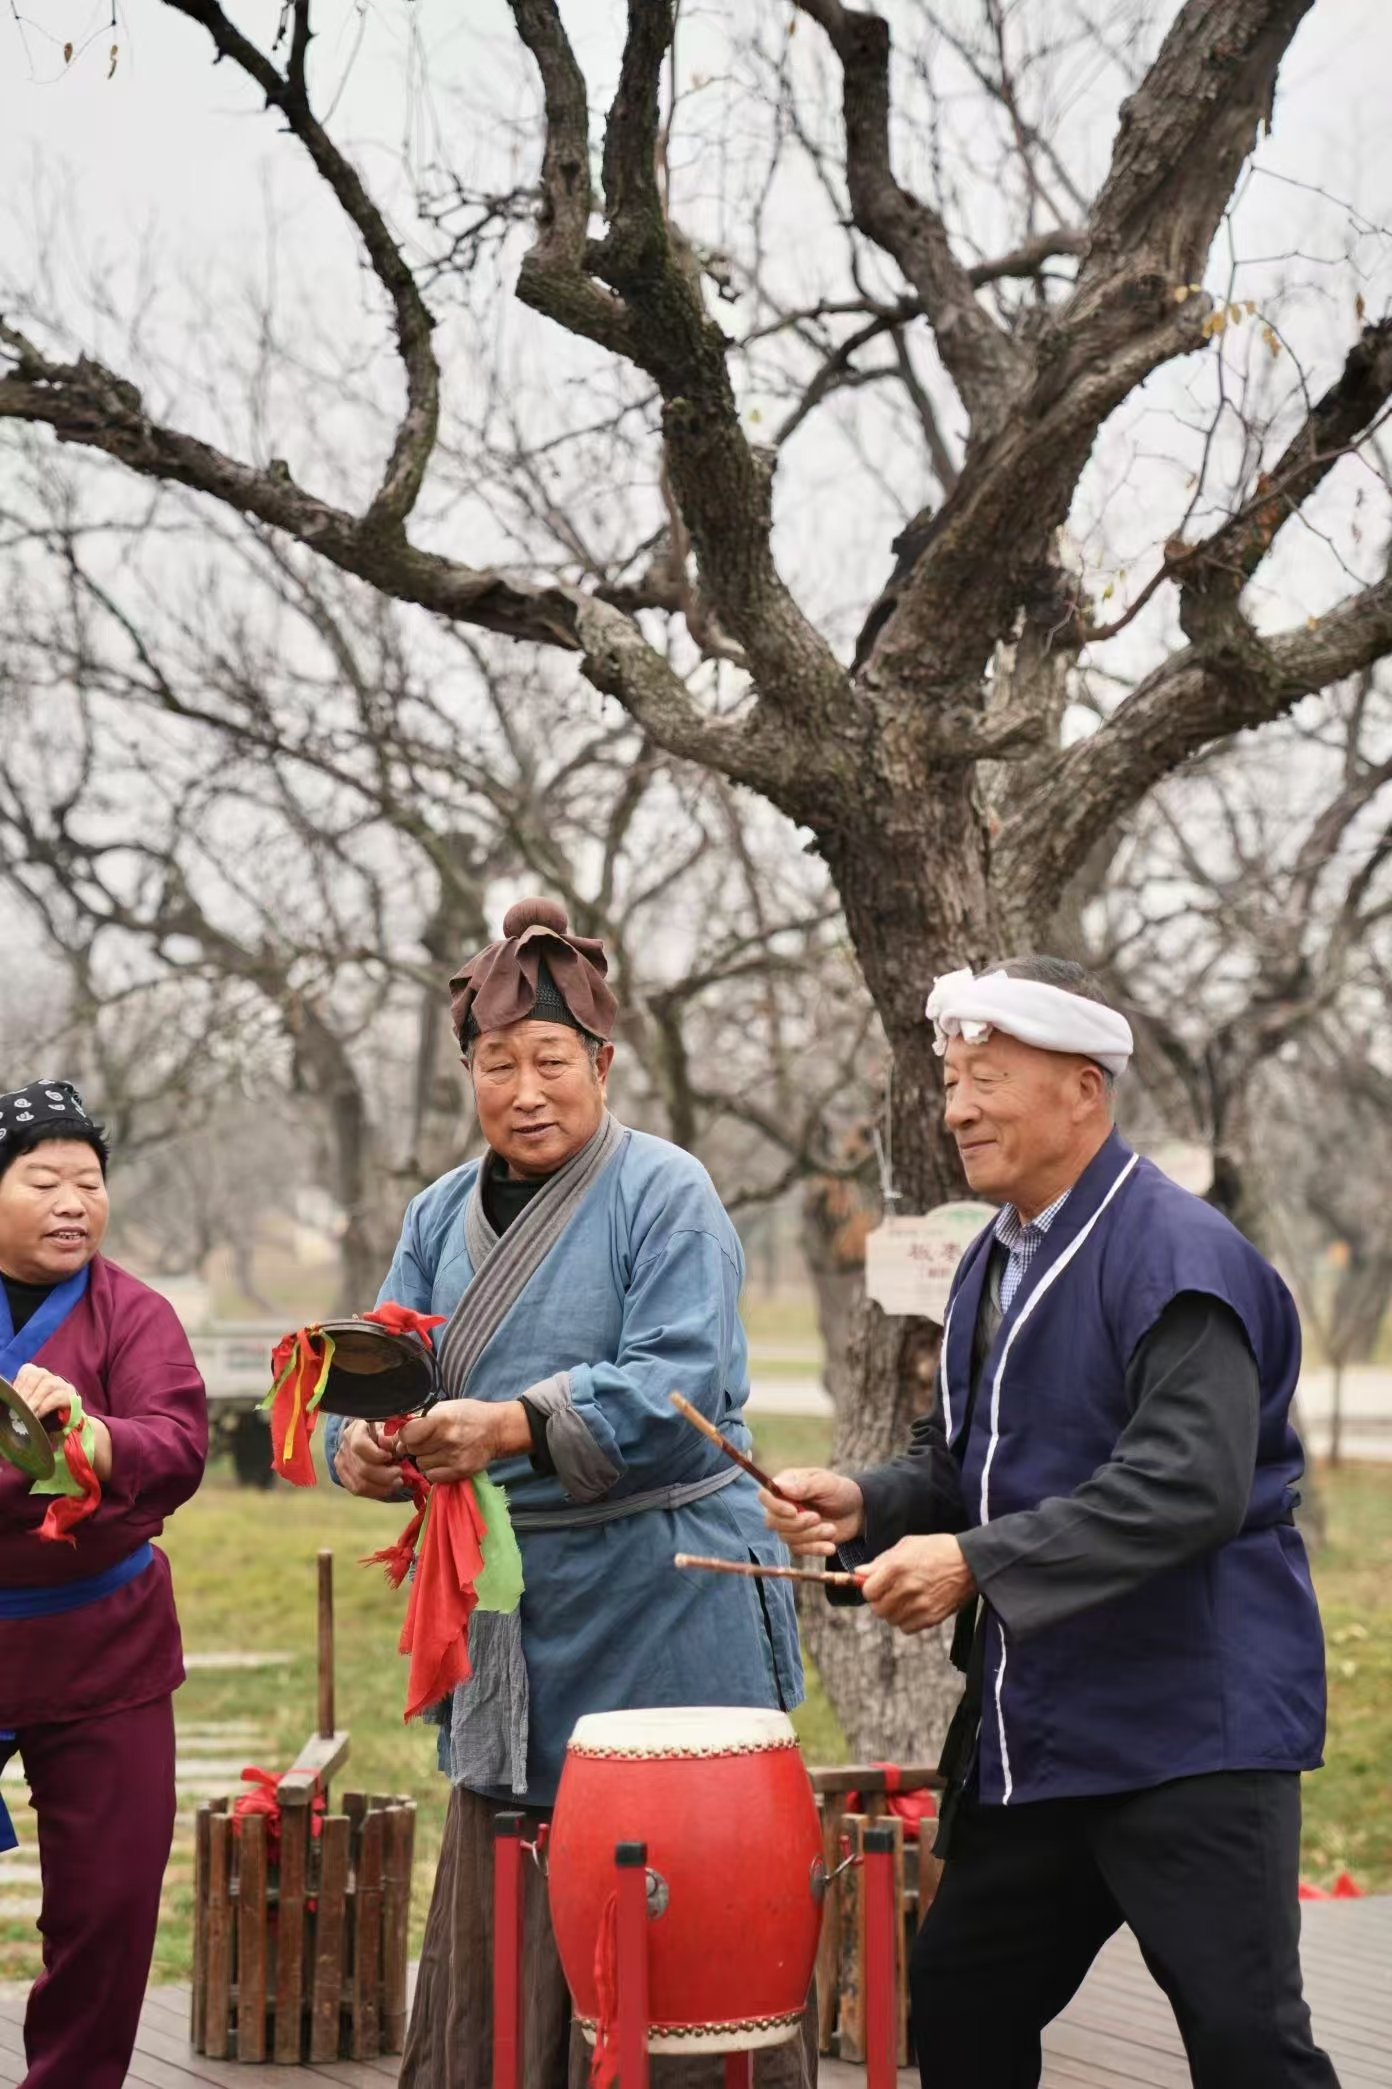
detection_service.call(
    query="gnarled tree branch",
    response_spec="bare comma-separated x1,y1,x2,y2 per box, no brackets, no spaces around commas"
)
793,0,1027,439
166,0,440,538
509,0,851,744
1002,563,1392,923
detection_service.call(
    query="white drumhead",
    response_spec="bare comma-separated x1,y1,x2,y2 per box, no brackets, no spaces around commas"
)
567,1705,798,1759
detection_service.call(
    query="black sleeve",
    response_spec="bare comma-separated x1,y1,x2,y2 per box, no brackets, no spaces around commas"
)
517,1394,557,1478
957,1291,1259,1641
823,1374,969,1606
852,1381,971,1553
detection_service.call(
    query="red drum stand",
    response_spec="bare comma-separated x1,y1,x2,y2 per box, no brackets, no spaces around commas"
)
860,1825,898,2089
491,1814,899,2089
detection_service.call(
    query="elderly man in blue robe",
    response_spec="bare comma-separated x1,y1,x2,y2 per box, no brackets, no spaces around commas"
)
766,956,1337,2089
326,897,808,2089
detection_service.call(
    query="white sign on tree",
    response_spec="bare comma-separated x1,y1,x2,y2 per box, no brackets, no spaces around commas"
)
864,1202,996,1324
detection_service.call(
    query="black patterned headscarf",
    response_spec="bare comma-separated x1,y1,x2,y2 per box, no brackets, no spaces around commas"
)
0,1080,109,1180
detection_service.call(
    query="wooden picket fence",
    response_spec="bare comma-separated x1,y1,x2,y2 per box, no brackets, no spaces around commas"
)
190,1786,416,2064
188,1550,417,2064
810,1763,944,2065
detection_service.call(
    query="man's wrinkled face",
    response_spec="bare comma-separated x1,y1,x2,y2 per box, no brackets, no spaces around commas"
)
468,1021,614,1178
942,1032,1095,1210
0,1140,110,1283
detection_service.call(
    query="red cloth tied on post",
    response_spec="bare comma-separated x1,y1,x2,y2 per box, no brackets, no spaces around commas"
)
844,1760,938,1841
232,1765,326,1865
35,1406,102,1546
265,1304,445,1486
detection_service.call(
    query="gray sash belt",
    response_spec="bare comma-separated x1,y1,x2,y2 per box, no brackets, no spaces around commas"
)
511,1465,738,1532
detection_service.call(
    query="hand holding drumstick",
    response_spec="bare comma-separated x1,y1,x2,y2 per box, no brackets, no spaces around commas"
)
666,1391,866,1554
759,1465,867,1558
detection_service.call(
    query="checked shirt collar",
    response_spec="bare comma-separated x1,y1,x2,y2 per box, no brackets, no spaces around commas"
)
994,1188,1071,1314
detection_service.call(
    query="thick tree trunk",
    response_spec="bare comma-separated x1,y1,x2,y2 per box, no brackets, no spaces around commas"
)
1204,1079,1328,1548
796,801,997,1761
285,1002,399,1315
408,857,489,1189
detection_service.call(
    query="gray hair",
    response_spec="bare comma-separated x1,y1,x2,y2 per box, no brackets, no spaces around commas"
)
980,953,1120,1095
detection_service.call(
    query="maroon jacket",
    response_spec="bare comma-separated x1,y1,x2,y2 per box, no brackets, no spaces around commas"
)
0,1256,208,1725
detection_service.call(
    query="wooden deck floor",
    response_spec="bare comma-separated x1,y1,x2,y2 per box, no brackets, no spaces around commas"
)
0,1896,1388,2085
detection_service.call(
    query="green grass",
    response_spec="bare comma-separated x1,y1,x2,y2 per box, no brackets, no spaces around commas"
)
740,1291,823,1352
2,1438,1384,1988
151,1468,446,1983
1299,1463,1392,1891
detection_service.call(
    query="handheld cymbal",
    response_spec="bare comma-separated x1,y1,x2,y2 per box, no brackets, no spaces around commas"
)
0,1375,56,1482
310,1319,439,1422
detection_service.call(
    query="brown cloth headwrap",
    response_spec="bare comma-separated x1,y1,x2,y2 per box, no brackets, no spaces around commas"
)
449,897,617,1045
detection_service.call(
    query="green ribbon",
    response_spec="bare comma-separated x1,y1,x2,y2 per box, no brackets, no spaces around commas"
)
30,1390,96,1499
472,1474,524,1613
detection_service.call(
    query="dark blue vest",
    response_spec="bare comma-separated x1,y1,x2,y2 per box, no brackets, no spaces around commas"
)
940,1134,1326,1805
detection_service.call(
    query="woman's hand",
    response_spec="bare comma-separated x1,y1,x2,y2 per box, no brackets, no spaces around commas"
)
10,1364,113,1482
393,1399,531,1484
759,1467,866,1557
335,1418,406,1501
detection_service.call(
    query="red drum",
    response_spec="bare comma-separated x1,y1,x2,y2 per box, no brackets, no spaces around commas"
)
548,1706,824,2054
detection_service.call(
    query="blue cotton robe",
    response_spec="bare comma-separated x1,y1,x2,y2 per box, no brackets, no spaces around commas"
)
328,1127,804,1805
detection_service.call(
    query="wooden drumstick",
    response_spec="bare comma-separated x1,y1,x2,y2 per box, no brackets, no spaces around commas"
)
668,1391,794,1504
674,1552,865,1590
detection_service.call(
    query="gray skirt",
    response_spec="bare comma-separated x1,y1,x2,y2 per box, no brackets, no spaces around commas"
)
400,1784,819,2089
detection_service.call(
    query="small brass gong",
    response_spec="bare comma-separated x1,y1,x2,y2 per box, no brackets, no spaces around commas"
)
0,1374,56,1481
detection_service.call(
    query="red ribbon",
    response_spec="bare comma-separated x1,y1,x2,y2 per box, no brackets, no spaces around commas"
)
1299,1870,1364,1900
267,1325,326,1487
384,1476,487,1723
344,1310,482,1723
232,1765,326,1866
362,1433,485,1722
589,1888,621,2089
843,1760,938,1838
266,1303,446,1486
364,1302,447,1343
35,1410,102,1546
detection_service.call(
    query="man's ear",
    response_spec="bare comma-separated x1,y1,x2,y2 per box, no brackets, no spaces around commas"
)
595,1042,616,1081
1075,1061,1108,1115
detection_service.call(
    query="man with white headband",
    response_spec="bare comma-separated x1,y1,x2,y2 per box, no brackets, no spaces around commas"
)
765,955,1335,2089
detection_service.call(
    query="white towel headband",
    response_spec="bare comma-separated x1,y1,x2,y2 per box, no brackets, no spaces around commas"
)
924,967,1133,1077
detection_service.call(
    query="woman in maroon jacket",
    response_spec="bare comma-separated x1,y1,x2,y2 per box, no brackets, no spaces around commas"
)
0,1079,208,2089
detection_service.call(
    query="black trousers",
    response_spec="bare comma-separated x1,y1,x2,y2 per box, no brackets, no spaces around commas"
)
911,1769,1340,2089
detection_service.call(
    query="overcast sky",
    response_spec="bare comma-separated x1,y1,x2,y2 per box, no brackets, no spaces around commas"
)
3,3,1392,652
4,3,1392,1117
3,5,1390,256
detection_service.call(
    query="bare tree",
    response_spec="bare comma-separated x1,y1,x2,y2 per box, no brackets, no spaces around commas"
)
0,451,873,1301
5,0,1391,1751
1087,668,1392,1247
1257,1043,1392,1466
